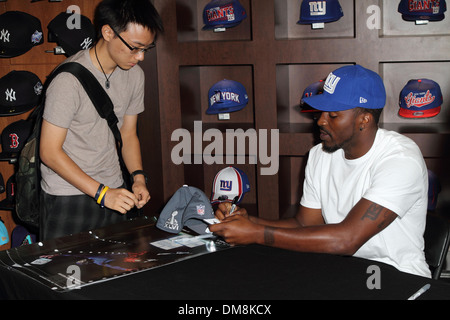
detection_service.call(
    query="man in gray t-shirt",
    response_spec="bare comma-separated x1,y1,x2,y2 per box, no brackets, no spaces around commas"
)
39,0,163,240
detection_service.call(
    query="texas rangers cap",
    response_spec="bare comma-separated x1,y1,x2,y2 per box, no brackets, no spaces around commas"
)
398,0,447,21
0,220,8,246
207,79,249,114
300,80,324,113
211,166,250,205
302,65,386,112
48,12,95,57
157,185,217,235
399,79,443,119
202,0,247,30
297,0,344,24
0,11,44,58
0,71,43,116
0,120,33,161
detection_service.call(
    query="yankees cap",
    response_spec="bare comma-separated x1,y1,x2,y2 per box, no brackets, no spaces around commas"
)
0,11,44,58
211,166,250,205
48,12,95,57
0,70,43,116
302,65,386,112
207,79,249,114
398,0,447,21
157,185,217,235
297,0,344,24
399,79,443,119
202,0,247,30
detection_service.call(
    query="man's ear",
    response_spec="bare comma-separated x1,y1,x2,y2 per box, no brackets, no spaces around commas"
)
101,25,115,42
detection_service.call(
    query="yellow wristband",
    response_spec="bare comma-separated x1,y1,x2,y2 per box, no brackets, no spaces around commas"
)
96,186,109,205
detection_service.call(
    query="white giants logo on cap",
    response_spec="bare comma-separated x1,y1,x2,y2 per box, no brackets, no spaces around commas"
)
324,72,341,94
309,1,327,16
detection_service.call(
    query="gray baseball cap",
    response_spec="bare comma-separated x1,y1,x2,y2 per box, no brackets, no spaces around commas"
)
157,185,216,235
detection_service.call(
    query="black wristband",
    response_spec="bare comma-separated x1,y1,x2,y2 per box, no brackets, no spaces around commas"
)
130,170,148,184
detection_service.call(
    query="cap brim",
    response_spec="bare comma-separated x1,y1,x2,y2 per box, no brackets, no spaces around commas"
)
399,106,441,119
302,93,356,112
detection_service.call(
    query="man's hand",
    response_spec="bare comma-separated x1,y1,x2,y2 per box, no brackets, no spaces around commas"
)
209,214,262,246
132,180,151,209
103,188,139,214
214,202,249,221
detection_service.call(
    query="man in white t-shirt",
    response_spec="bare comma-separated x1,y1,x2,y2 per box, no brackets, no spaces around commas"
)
210,65,431,278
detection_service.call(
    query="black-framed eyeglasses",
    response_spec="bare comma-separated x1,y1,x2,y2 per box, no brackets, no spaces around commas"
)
111,28,156,54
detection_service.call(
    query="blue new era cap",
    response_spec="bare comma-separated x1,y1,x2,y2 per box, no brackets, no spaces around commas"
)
203,0,247,30
297,0,344,24
398,0,447,21
399,79,443,119
207,79,249,114
302,65,386,112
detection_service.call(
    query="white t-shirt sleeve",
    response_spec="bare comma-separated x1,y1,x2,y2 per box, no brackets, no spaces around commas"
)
363,156,426,218
300,146,322,210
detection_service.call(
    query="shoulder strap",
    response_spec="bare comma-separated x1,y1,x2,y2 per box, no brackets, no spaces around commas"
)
49,62,123,151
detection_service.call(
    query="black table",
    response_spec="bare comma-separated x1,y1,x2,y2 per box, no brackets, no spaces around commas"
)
1,216,449,302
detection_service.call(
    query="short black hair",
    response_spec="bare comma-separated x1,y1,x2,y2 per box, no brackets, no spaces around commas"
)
94,0,164,41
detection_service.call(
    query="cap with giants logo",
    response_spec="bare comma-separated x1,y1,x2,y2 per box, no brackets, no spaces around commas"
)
211,166,250,205
297,0,344,24
399,79,443,119
0,11,44,58
398,0,447,21
202,0,247,30
302,65,386,112
207,79,249,114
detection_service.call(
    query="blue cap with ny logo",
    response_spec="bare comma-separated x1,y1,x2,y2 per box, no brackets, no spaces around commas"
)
302,65,386,112
297,0,344,24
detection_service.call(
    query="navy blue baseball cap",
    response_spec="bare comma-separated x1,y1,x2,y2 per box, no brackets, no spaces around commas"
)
203,0,247,30
297,0,344,24
0,11,44,58
207,79,249,114
48,12,95,57
302,65,386,112
398,0,446,21
399,79,443,119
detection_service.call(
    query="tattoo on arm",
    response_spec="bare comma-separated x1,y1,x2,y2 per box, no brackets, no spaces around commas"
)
264,227,276,246
361,204,383,221
361,203,396,229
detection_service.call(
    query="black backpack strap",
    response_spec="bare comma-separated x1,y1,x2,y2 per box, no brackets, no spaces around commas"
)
50,62,123,152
